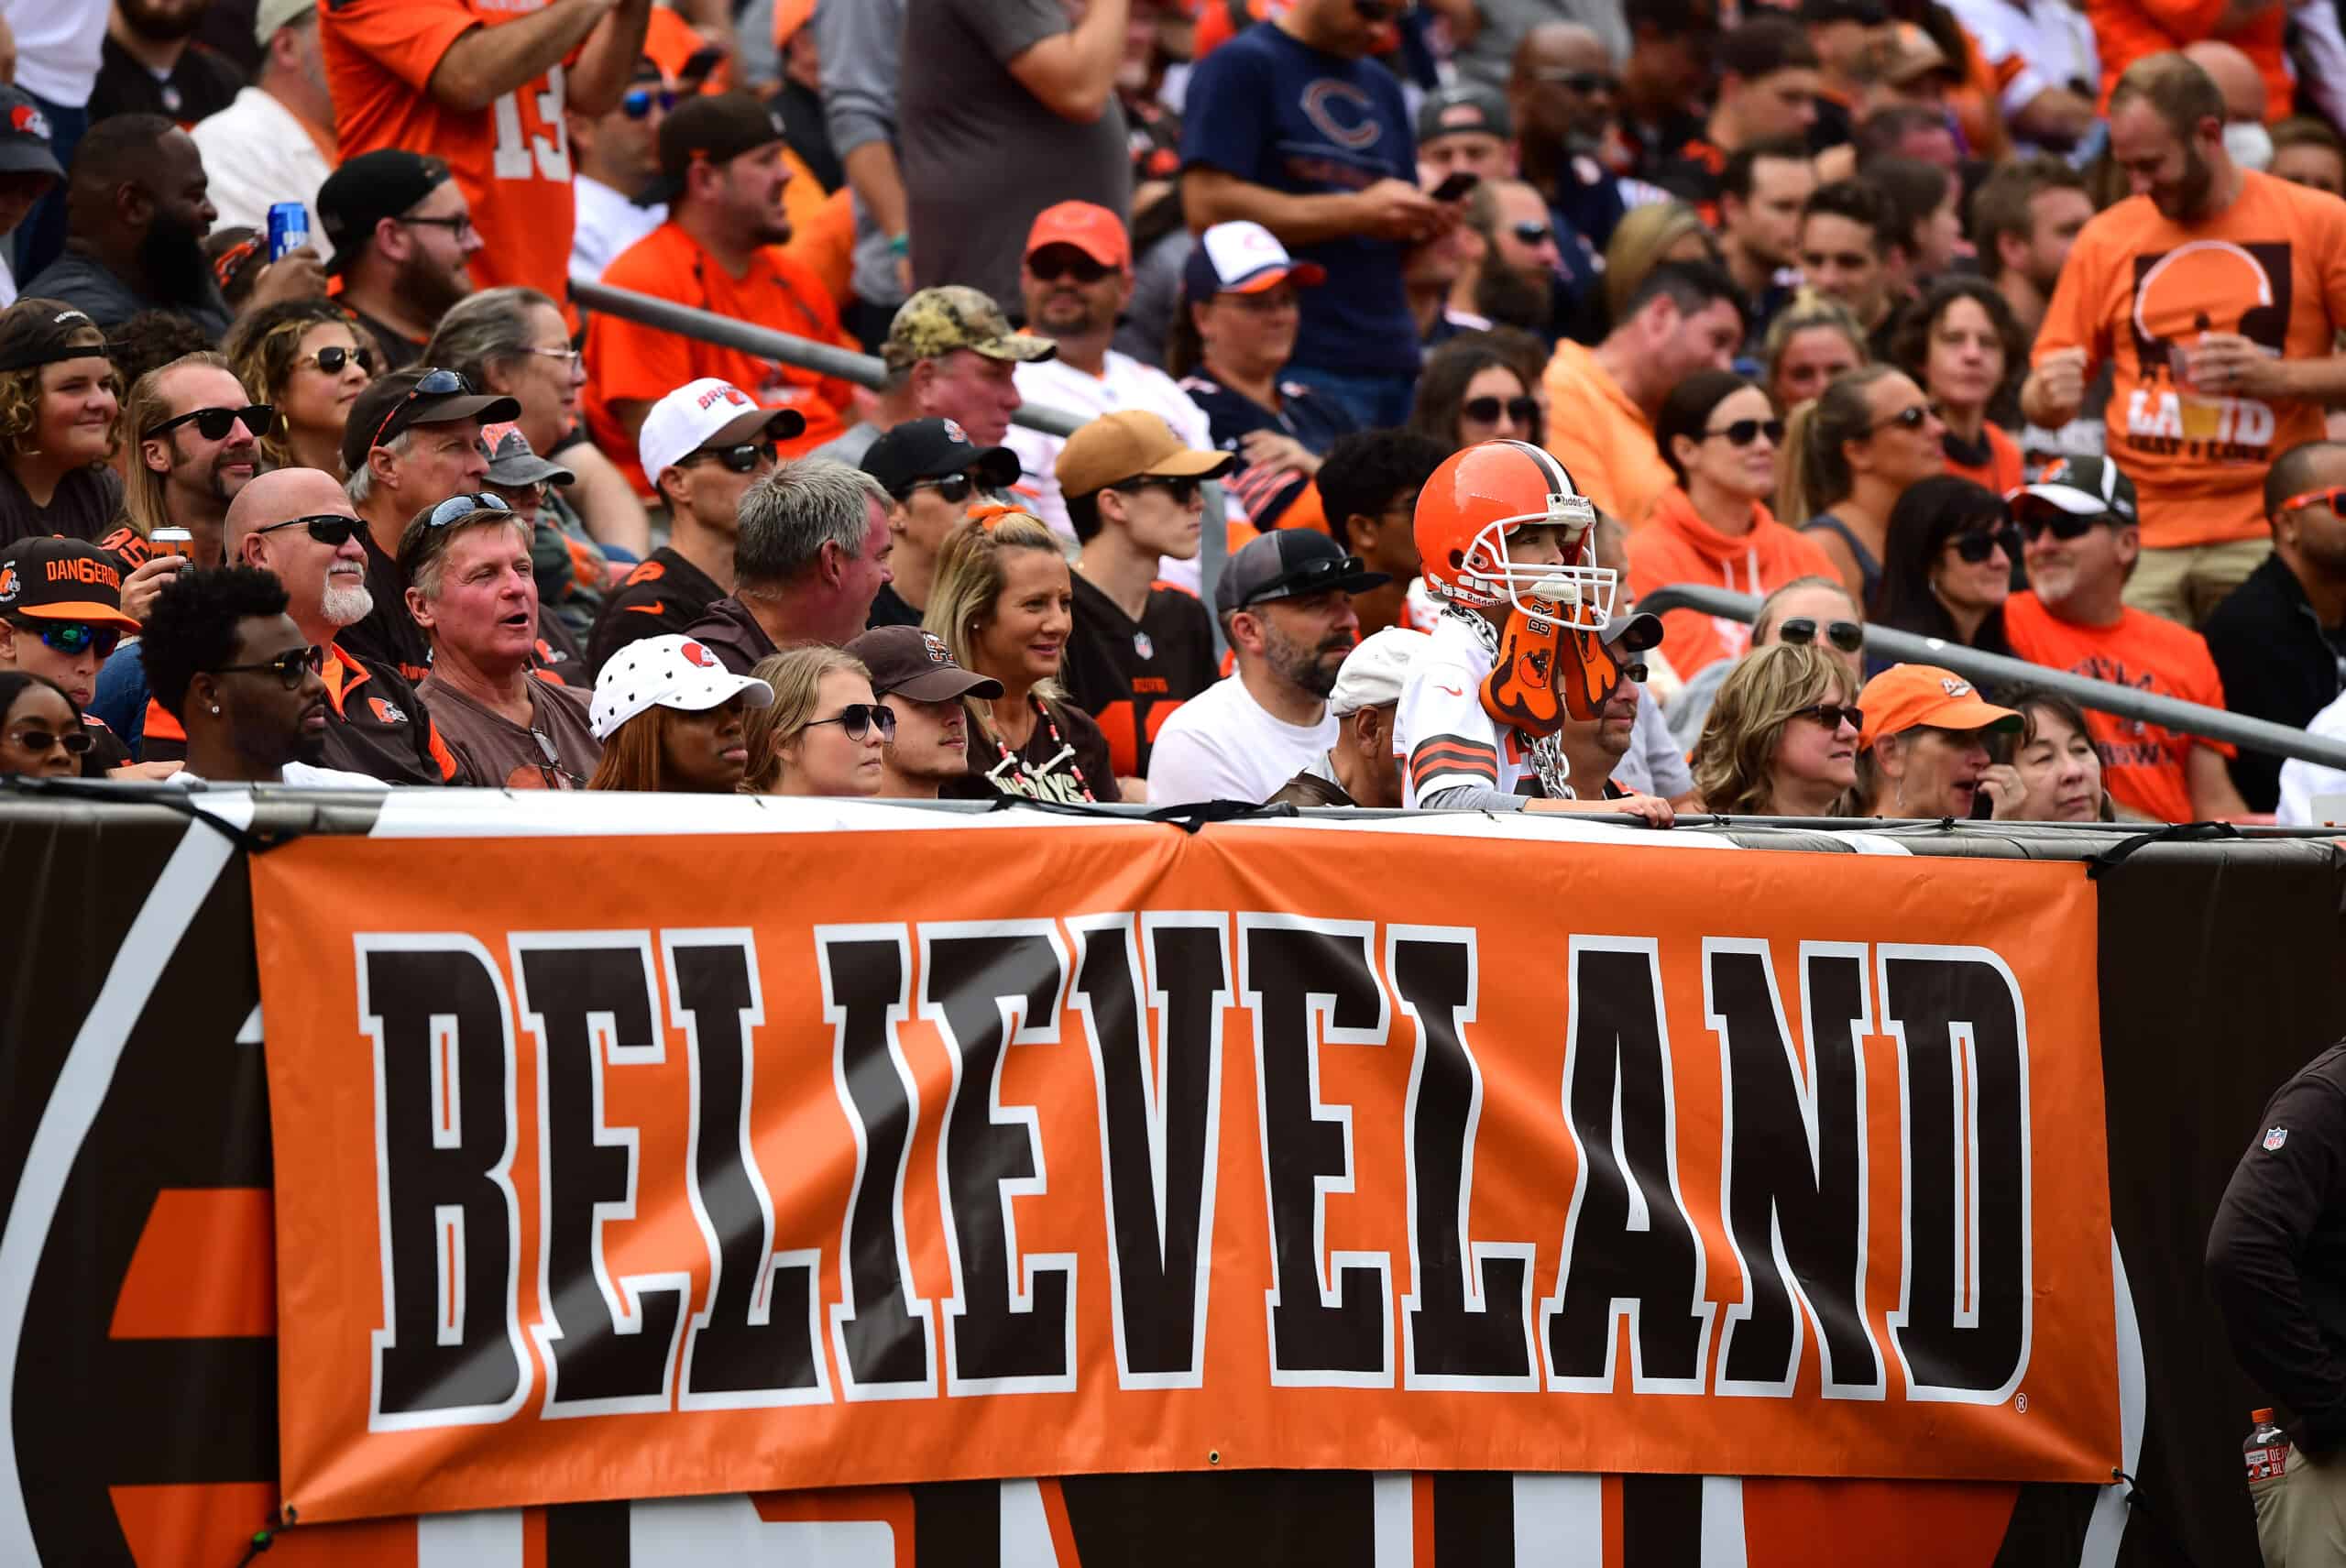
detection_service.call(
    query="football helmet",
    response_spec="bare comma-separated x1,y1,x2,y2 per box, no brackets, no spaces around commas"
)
1412,440,1617,628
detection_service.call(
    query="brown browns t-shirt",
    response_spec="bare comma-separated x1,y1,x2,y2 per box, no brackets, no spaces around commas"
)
417,674,602,789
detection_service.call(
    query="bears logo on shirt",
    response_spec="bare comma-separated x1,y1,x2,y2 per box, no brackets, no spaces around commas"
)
1299,80,1383,151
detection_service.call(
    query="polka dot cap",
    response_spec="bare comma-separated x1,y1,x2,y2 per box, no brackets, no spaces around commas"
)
589,633,775,741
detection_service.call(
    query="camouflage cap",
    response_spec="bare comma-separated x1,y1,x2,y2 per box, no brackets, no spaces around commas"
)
882,286,1058,373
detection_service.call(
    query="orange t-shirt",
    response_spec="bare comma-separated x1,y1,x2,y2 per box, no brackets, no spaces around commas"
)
2087,0,2289,117
583,222,858,490
1942,423,2023,500
321,0,579,302
1540,339,1674,529
2001,590,2233,824
2032,171,2346,550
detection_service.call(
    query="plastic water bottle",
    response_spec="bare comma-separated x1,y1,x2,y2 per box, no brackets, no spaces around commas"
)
2247,1408,2292,1483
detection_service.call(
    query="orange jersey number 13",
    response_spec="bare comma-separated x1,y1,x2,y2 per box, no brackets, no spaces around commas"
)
491,64,570,182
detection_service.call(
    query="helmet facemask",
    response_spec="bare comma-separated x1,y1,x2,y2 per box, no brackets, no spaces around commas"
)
1453,489,1618,630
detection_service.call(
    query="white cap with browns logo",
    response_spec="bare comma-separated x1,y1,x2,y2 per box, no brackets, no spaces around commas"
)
589,632,775,741
636,377,808,483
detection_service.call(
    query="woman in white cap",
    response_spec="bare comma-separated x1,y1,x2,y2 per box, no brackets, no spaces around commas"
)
586,631,774,794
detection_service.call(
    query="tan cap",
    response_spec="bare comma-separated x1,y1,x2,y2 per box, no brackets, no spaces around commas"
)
1055,410,1236,499
882,286,1058,373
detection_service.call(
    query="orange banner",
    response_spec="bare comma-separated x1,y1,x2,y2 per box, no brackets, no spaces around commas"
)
252,811,2117,1523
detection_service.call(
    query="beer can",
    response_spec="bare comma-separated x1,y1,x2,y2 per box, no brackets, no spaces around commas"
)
267,202,309,263
149,527,193,560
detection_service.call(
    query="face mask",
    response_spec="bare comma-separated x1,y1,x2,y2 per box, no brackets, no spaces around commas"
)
2224,120,2275,172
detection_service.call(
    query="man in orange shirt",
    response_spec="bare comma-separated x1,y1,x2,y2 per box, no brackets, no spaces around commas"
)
2023,52,2346,626
2001,456,2247,823
584,93,857,492
321,0,653,302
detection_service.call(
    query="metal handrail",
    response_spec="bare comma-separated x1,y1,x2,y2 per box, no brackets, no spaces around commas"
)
1639,582,2346,771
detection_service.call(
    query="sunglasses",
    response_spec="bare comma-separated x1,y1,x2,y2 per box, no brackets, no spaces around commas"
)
1113,475,1204,505
425,491,514,528
1868,404,1934,436
806,703,897,742
1244,553,1365,606
6,725,93,755
300,345,374,377
1509,220,1553,246
1792,702,1865,733
1464,394,1540,427
529,726,585,788
1951,525,2022,564
904,472,978,504
368,367,473,453
255,512,366,547
27,620,122,659
1537,69,1619,94
2015,509,2110,543
620,86,675,118
1704,417,1785,447
684,439,778,474
210,646,313,691
1775,617,1864,653
144,403,277,442
1029,252,1113,285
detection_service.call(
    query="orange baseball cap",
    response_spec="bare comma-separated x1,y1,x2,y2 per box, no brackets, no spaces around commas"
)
1858,663,2022,750
1025,202,1132,271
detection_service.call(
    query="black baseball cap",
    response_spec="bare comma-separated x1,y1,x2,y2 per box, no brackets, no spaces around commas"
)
1417,85,1511,147
0,88,65,182
2012,455,2139,525
342,366,521,476
845,625,1003,703
1214,529,1390,616
0,537,139,631
640,93,788,207
318,149,454,276
861,417,1021,497
1797,0,1889,23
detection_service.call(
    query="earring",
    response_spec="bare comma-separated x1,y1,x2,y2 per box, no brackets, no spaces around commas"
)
210,705,221,715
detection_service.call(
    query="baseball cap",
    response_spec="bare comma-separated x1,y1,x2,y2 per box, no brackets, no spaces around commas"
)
846,625,1004,703
1328,626,1431,716
1880,21,1957,85
1604,610,1665,653
1214,529,1390,617
0,303,102,375
318,150,454,276
0,537,140,632
1857,663,2022,750
1183,221,1327,306
1025,201,1131,271
2011,455,2139,525
481,422,576,488
1055,410,1234,499
640,93,789,207
253,0,313,45
882,286,1058,373
589,632,775,742
861,416,1020,496
342,367,521,476
637,378,807,483
0,88,64,183
1417,85,1511,147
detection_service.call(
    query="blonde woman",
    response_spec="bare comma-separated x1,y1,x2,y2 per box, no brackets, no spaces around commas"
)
1601,201,1718,330
1690,641,1865,817
740,646,888,797
924,511,1118,803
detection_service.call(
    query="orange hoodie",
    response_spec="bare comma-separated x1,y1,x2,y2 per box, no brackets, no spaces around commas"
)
1628,487,1839,678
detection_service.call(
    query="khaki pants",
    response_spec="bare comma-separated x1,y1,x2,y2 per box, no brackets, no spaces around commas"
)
2255,1446,2346,1565
2123,537,2274,627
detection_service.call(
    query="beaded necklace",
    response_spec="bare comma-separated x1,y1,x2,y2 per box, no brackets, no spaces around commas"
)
982,695,1098,803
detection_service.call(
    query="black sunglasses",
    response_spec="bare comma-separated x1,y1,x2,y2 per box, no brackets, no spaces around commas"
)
621,86,675,118
1464,394,1539,426
904,472,977,505
1509,220,1553,246
1775,617,1864,653
1246,553,1365,606
424,492,513,529
1791,702,1865,732
1705,417,1785,447
1030,252,1113,285
144,403,277,442
1113,475,1204,505
369,367,472,453
806,703,897,742
1868,404,1933,435
210,646,312,691
301,345,375,377
685,440,778,475
255,512,366,547
6,725,93,755
28,620,121,659
1537,69,1619,93
1952,525,2022,564
2016,509,2110,543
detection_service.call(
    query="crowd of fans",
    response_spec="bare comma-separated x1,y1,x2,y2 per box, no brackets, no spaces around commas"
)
0,0,2342,825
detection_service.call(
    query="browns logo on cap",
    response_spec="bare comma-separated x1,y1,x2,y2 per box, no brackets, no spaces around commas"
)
0,537,141,630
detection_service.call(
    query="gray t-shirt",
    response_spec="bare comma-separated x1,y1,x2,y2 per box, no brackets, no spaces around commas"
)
898,0,1130,314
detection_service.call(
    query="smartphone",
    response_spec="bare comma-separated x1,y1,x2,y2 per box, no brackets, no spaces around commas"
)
1430,171,1480,203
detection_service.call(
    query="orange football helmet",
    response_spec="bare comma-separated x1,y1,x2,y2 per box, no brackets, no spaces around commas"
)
1412,440,1616,629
